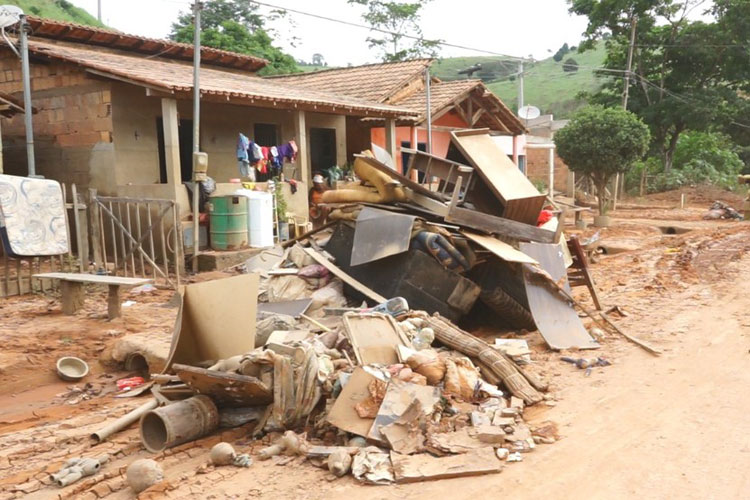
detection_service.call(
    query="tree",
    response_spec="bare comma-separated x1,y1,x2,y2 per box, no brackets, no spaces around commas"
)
312,53,326,66
347,0,440,62
569,0,750,173
562,57,579,72
170,0,299,75
555,106,650,215
552,42,570,62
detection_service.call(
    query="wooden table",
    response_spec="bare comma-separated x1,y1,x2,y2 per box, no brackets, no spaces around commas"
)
33,273,153,319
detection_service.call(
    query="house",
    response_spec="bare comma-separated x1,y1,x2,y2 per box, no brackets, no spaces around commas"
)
0,90,27,173
272,60,527,172
0,17,415,216
523,114,573,195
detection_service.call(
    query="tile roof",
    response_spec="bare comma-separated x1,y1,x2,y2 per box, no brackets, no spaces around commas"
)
269,59,432,102
25,16,267,72
25,40,415,118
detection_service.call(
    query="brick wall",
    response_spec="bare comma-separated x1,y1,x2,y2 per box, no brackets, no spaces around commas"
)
0,51,116,193
526,147,570,193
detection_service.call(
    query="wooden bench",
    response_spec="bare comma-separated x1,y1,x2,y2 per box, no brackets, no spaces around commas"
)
33,273,153,319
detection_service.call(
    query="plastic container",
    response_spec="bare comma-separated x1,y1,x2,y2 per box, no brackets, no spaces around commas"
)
208,195,249,250
139,395,219,453
234,189,274,248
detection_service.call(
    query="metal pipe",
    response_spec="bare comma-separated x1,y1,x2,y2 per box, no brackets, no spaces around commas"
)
191,2,201,274
90,398,157,443
517,61,524,111
424,67,432,154
18,15,35,177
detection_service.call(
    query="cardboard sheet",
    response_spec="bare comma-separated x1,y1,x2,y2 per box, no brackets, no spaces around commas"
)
462,231,539,265
0,174,68,257
327,367,379,437
164,274,259,371
391,447,501,483
368,380,441,444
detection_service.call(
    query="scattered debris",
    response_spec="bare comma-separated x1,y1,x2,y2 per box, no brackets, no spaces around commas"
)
56,356,89,381
127,459,164,494
703,200,743,220
50,456,108,487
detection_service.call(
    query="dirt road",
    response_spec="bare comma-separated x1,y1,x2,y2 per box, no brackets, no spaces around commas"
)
1,210,748,499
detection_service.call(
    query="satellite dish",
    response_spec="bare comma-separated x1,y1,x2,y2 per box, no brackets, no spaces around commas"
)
518,105,541,120
0,5,22,29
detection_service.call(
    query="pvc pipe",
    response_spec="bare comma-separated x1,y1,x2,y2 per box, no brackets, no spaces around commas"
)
90,398,158,443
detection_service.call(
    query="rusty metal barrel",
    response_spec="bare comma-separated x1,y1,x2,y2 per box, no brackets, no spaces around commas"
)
139,395,219,453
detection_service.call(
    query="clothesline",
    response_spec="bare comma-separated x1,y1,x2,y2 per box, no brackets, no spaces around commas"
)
237,133,298,181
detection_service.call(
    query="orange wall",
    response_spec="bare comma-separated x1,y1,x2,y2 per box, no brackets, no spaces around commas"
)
370,110,470,171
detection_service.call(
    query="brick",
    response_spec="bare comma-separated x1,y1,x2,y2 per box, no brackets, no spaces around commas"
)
91,481,111,498
57,131,102,147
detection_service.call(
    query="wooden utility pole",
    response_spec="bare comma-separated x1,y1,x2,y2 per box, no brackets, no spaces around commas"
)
613,14,638,210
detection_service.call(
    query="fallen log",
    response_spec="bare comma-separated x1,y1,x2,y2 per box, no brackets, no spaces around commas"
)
421,314,543,405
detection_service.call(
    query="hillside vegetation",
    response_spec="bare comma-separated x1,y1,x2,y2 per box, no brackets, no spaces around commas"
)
431,44,608,119
3,0,102,26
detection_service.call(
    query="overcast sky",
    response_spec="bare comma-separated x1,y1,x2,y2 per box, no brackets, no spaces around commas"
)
66,0,591,65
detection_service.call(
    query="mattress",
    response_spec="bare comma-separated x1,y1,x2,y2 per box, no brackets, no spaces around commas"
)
0,174,69,257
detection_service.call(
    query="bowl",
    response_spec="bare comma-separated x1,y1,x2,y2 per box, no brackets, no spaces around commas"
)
56,356,90,381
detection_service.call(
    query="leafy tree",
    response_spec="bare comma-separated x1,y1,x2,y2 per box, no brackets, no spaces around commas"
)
312,53,326,66
563,57,579,72
555,106,650,214
552,42,570,62
569,0,750,173
347,0,440,61
170,0,299,75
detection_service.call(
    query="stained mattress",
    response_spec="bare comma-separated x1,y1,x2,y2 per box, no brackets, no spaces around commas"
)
0,174,69,257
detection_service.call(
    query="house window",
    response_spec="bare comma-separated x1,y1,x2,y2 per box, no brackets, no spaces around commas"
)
254,123,279,146
310,127,337,172
517,155,526,174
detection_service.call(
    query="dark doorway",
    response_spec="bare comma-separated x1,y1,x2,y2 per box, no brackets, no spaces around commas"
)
253,123,279,146
157,118,194,183
310,127,337,172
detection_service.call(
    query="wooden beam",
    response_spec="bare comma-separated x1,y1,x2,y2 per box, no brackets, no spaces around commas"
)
385,118,397,161
86,69,174,94
303,247,387,304
452,100,471,125
471,108,485,126
446,205,556,243
294,110,310,184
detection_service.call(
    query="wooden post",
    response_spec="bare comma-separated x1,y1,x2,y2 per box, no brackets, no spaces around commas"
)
409,126,419,181
161,98,182,186
293,110,309,184
71,184,85,272
566,170,576,198
385,118,397,163
107,284,121,319
548,146,555,198
89,189,103,271
61,280,85,315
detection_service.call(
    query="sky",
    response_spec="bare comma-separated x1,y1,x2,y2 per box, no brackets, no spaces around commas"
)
67,0,592,65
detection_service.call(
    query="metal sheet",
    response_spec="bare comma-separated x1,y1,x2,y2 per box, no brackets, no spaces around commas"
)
519,242,599,350
173,363,273,408
257,298,312,318
462,231,539,264
351,207,416,266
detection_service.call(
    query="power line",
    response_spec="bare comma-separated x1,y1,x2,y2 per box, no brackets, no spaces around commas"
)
247,0,531,62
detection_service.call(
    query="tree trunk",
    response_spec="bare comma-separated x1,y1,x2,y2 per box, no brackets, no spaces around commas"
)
595,180,608,215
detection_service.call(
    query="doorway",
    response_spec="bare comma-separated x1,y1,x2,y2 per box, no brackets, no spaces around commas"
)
310,127,337,172
157,118,195,183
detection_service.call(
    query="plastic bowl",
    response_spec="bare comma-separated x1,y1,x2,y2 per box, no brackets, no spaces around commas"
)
56,356,90,381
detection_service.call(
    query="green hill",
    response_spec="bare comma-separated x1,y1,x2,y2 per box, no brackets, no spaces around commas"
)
432,44,609,119
3,0,103,26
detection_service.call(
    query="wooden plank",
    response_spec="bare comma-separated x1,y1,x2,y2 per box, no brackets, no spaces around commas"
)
107,284,122,319
173,363,273,407
462,231,539,264
519,242,599,350
450,129,545,225
303,247,387,304
342,313,410,366
390,447,501,483
88,189,103,270
446,205,556,244
33,272,152,286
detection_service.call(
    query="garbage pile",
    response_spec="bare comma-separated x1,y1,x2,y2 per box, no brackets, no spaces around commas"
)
703,200,743,220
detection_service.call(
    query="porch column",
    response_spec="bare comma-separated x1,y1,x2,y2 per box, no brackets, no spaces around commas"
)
548,146,555,198
409,126,418,181
512,135,519,166
566,170,576,198
161,98,181,186
294,110,309,184
385,118,397,165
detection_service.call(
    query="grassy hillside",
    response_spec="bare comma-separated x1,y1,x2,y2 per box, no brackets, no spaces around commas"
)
431,44,609,119
3,0,103,26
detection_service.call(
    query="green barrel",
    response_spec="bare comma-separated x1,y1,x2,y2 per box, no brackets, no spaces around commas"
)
208,195,249,250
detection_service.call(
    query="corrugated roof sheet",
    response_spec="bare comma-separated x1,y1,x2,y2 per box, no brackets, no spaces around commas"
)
269,59,432,102
26,40,415,117
25,16,267,72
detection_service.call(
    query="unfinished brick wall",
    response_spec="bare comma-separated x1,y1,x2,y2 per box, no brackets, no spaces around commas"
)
526,147,570,193
0,51,116,193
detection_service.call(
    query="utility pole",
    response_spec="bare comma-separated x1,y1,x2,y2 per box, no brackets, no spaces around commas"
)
425,67,432,154
517,60,524,111
97,0,102,22
614,14,638,209
19,15,35,177
191,2,202,273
